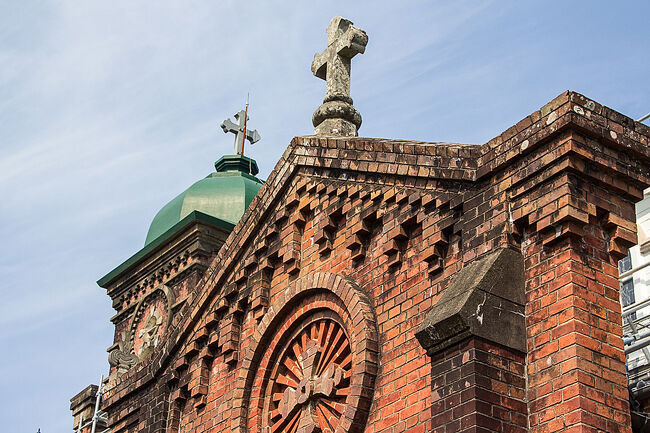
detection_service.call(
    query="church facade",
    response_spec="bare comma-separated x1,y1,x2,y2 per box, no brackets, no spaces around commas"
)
71,17,650,433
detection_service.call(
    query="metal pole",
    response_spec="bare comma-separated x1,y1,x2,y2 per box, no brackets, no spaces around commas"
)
626,316,650,363
626,328,650,346
626,334,650,355
77,414,84,433
638,112,650,123
91,375,104,433
239,94,250,156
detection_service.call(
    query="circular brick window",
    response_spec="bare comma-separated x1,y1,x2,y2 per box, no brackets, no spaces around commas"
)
264,315,351,433
231,273,378,433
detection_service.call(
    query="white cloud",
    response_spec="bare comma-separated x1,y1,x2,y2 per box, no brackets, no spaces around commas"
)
1,1,649,431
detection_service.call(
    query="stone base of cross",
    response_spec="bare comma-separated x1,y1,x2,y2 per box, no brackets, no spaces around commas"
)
311,17,367,137
314,115,359,137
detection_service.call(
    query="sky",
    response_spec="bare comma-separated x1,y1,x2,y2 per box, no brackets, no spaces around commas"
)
1,1,649,431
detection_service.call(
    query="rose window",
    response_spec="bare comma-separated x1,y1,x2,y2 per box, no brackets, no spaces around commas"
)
264,317,351,433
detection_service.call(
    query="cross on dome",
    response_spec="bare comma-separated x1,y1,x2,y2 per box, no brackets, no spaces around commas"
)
220,109,261,155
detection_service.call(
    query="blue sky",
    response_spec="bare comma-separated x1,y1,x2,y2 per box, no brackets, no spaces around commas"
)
1,1,649,431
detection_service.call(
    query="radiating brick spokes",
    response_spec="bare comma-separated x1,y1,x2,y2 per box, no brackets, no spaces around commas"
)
267,318,351,433
232,273,378,433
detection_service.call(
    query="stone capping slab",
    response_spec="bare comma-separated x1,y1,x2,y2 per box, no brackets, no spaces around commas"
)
415,248,525,355
70,384,98,411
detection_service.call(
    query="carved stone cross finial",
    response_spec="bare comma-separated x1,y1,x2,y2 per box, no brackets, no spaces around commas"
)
312,17,368,137
220,109,261,155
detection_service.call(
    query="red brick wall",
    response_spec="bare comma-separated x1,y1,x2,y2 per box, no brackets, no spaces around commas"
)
96,91,650,433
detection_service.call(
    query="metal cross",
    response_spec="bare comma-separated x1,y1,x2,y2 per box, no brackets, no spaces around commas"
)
311,17,368,102
220,110,261,155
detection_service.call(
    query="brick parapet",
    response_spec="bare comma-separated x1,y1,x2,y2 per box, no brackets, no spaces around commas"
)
477,91,650,184
70,384,100,432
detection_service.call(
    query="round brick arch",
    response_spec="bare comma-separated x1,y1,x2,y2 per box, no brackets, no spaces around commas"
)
230,272,378,433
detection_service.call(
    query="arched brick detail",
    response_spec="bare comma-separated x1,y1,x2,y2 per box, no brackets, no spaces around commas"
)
231,272,378,433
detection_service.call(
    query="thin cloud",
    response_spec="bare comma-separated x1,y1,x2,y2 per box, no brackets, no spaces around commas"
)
2,1,649,432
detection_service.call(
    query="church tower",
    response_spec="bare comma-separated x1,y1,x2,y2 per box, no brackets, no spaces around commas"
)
71,109,263,432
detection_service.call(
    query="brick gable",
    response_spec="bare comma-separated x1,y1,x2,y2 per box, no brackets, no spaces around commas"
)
85,91,650,433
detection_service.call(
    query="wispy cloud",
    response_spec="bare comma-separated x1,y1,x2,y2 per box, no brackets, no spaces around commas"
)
2,1,649,431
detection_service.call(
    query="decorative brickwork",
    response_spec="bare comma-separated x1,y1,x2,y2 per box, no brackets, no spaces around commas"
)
74,91,650,433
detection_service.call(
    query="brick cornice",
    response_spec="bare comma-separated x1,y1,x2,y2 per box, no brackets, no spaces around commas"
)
477,91,650,183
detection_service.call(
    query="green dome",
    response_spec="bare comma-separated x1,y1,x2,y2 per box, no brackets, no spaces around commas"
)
144,155,263,245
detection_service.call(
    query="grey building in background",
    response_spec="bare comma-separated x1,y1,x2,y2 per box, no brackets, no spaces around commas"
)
622,190,650,410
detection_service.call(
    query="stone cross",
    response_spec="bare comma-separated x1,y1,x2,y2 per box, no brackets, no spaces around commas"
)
312,17,368,137
220,110,261,155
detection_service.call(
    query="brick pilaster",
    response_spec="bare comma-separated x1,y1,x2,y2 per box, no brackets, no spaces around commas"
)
525,230,631,433
430,338,527,433
417,248,527,432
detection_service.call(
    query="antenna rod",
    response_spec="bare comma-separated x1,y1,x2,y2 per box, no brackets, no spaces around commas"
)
241,93,250,156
